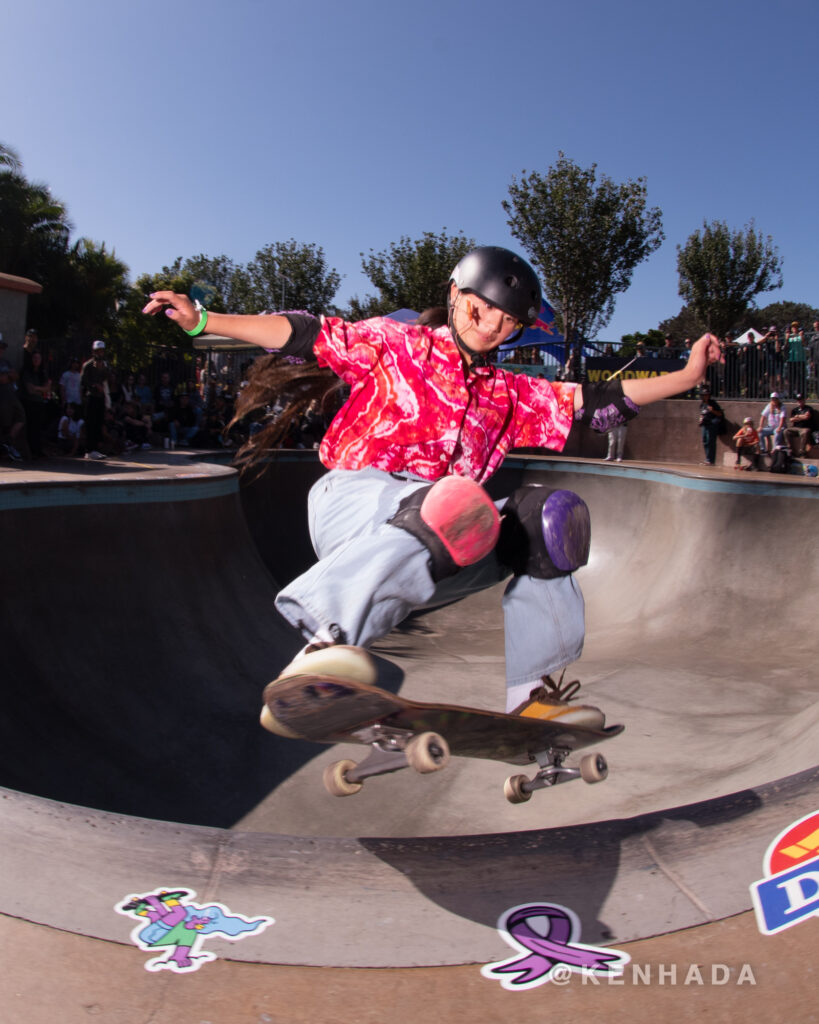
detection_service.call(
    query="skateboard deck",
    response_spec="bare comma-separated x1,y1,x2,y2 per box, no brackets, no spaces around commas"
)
261,664,624,804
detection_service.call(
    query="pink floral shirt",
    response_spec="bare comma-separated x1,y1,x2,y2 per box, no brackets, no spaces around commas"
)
315,316,577,483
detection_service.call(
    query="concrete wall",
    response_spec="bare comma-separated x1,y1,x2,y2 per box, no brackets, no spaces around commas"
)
553,398,786,464
0,273,42,367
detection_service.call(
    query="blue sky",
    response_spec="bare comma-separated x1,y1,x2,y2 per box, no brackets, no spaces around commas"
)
4,0,817,340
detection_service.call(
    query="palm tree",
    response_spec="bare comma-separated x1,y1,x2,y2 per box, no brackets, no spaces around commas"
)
68,239,130,339
0,169,72,277
0,142,22,172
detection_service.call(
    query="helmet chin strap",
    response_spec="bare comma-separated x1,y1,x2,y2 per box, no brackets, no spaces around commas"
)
448,294,493,371
447,294,525,371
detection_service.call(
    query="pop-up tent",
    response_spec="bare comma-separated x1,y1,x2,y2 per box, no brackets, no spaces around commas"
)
498,300,566,358
735,328,766,345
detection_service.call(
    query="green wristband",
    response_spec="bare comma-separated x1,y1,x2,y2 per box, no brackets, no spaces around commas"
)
184,309,208,337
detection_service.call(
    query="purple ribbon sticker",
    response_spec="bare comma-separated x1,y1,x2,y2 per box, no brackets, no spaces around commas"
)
481,903,630,990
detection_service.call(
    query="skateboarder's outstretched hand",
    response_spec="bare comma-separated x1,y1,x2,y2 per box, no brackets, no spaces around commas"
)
613,333,722,409
143,291,293,351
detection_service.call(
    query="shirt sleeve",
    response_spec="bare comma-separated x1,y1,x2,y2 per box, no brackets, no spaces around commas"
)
506,375,578,451
314,316,385,385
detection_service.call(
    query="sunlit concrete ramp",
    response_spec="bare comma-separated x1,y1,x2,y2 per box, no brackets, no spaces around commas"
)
1,452,817,1023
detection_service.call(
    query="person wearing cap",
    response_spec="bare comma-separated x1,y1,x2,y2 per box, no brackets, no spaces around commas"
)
759,392,787,455
80,340,110,459
732,416,760,470
786,321,806,398
144,246,721,725
785,393,817,458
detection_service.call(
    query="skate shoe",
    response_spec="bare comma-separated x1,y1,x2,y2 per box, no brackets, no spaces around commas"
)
512,671,605,730
260,644,378,735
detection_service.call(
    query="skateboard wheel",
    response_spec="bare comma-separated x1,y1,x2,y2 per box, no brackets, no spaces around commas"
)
323,759,363,797
259,704,302,739
274,646,378,687
405,732,450,774
504,774,533,804
580,753,608,783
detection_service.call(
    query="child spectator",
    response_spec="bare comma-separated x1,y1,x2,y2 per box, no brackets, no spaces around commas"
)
732,416,759,470
57,403,86,456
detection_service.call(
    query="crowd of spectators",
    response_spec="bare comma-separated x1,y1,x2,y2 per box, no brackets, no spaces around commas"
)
4,318,819,469
618,321,819,401
0,332,274,463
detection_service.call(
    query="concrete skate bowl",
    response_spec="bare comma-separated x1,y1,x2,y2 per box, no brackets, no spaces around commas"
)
1,452,817,1023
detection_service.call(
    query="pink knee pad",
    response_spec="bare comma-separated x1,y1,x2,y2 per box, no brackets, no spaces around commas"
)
419,476,500,568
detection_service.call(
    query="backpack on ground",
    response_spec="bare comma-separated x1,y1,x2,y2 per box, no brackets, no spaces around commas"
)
769,448,791,474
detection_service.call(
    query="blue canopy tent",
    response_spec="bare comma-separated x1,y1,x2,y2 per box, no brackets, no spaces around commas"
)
497,300,566,360
384,308,420,324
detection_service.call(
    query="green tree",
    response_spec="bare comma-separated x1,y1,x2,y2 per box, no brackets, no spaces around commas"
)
115,265,207,373
619,327,666,355
66,239,131,341
244,239,341,313
158,253,252,313
0,169,71,282
746,300,819,333
0,142,22,172
348,230,475,319
503,154,664,357
676,220,783,337
658,305,708,345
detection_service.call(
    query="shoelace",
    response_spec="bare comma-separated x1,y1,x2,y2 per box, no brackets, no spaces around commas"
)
540,670,582,703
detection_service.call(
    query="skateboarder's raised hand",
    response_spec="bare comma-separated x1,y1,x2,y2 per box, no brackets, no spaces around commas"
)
598,332,722,411
143,291,293,351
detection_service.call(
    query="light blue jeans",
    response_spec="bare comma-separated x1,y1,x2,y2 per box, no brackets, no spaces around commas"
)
275,468,585,710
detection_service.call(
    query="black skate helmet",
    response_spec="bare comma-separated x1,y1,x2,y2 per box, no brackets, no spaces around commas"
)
449,246,542,328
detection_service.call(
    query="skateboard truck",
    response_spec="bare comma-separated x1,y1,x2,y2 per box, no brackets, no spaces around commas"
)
323,724,451,797
503,747,609,804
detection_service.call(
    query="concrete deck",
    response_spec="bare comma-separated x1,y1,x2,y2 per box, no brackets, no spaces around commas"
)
0,449,817,1022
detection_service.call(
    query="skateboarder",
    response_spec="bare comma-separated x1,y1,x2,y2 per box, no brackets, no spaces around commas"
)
144,247,720,726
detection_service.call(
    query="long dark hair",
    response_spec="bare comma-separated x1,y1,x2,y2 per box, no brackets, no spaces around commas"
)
228,307,449,475
228,354,342,474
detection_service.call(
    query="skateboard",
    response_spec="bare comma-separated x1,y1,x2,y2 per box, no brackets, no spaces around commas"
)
260,648,624,805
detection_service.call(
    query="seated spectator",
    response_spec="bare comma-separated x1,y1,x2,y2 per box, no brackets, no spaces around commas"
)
759,393,787,454
134,372,153,412
732,417,759,470
169,392,200,447
120,399,154,450
101,405,127,455
785,394,817,458
57,403,86,456
151,371,175,432
0,358,27,461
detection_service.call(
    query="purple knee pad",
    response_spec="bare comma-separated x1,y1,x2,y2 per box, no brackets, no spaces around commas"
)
497,485,590,578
